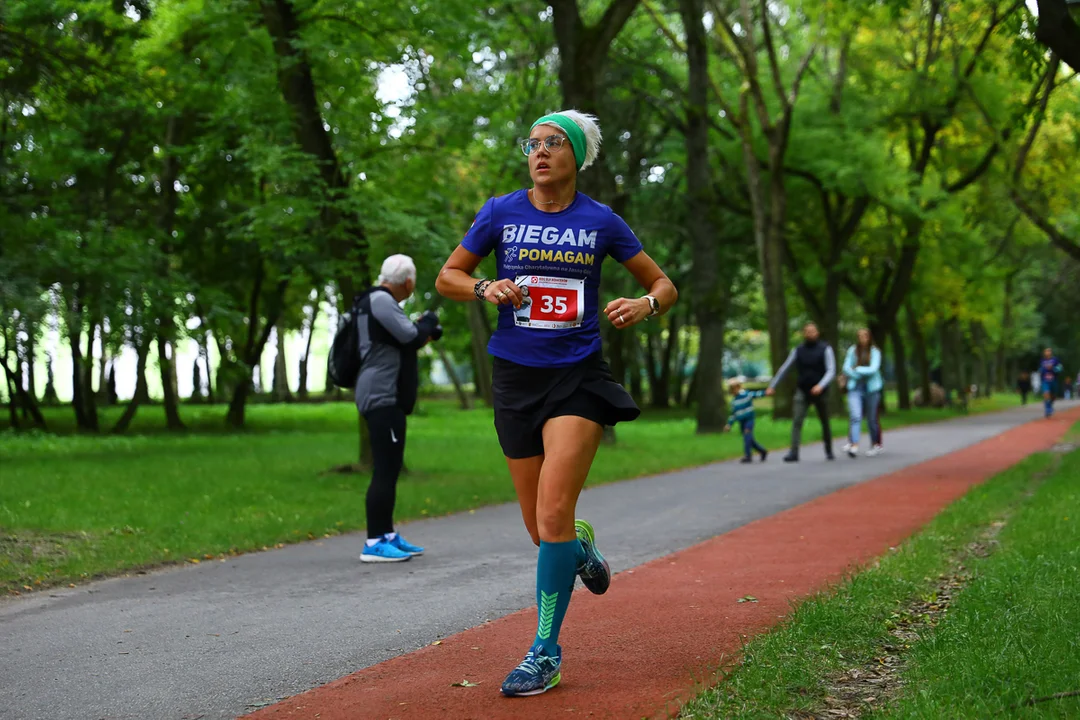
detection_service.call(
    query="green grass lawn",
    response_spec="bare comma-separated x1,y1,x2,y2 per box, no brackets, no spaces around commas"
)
0,393,1023,593
681,421,1080,719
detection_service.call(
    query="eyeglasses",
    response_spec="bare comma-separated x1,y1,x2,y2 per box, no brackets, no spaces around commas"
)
520,134,567,156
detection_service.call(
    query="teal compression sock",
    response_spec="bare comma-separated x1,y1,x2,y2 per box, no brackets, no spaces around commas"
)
534,539,578,655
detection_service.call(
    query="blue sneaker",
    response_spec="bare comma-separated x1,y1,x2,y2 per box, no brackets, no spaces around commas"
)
388,533,424,556
500,644,561,697
575,519,610,595
360,538,411,563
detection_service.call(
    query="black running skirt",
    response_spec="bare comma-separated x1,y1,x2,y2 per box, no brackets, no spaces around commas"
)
491,352,641,459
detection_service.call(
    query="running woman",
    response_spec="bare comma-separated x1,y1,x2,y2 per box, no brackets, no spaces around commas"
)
841,328,883,458
436,110,677,697
1038,347,1064,418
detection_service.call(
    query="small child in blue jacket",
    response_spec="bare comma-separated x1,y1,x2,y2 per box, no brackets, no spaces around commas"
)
724,379,768,463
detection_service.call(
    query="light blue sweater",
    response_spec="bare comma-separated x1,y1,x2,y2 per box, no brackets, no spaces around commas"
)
842,346,883,394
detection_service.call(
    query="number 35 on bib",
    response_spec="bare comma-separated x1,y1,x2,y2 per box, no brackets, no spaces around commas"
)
513,275,585,330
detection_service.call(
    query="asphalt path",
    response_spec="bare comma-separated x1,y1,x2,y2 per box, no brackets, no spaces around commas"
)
2,401,1071,720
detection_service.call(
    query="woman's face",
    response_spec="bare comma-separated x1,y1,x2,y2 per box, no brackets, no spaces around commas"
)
857,329,870,346
528,125,577,188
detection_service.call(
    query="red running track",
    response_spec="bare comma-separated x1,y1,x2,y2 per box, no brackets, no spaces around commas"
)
246,408,1079,720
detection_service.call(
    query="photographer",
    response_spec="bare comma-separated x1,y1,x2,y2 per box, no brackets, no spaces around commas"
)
355,254,442,562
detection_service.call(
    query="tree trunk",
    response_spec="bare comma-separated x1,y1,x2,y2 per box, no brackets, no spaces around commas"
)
654,314,679,410
97,327,109,404
112,339,150,433
43,352,58,404
192,358,203,401
996,273,1014,391
272,321,292,402
0,356,46,429
628,334,644,405
681,0,731,431
225,380,251,429
25,330,37,404
907,303,931,404
645,333,662,408
202,330,215,402
297,301,319,398
435,345,472,410
158,336,185,429
106,362,118,404
5,371,18,429
68,306,98,432
260,0,368,296
83,319,101,428
890,324,911,410
466,302,493,406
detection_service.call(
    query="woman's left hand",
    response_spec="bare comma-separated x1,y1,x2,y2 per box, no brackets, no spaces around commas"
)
604,297,650,329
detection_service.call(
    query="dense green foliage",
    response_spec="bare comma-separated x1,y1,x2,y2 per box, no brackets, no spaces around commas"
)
1,0,1077,437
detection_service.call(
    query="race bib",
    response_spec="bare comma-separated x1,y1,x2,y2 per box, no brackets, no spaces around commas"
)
513,275,585,330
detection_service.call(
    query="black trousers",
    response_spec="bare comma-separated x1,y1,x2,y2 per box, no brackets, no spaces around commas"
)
363,405,407,539
791,387,833,455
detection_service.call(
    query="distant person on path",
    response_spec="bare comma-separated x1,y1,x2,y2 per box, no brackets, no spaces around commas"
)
436,110,678,697
1017,371,1031,405
1065,376,1074,400
840,329,883,458
354,254,442,563
766,322,837,462
724,379,768,463
1037,348,1064,418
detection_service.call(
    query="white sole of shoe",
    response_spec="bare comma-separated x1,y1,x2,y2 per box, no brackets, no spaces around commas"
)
359,554,411,563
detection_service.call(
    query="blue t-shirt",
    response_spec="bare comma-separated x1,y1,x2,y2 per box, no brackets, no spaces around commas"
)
460,190,643,367
1040,357,1063,383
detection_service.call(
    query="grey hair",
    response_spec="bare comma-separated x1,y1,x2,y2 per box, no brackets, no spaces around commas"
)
378,254,417,286
536,110,602,170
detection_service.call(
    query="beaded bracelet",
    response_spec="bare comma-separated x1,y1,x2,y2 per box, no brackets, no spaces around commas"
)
473,279,491,301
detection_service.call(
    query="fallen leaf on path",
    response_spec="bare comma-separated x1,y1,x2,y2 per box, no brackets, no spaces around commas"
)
451,680,480,687
737,595,758,603
431,640,442,645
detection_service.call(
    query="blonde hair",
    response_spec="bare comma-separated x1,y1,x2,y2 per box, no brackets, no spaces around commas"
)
727,379,743,394
534,110,603,171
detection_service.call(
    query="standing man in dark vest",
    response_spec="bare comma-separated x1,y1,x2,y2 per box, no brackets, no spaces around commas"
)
766,322,837,462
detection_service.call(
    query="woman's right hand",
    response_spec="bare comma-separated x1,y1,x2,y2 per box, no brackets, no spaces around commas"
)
483,279,526,309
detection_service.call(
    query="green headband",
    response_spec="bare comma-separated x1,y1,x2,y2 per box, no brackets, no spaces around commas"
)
531,113,586,170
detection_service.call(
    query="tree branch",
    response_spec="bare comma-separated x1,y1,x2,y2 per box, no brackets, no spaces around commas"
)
1011,190,1080,262
758,0,788,107
593,0,643,61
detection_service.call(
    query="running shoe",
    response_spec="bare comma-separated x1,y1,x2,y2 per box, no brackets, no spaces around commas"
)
575,519,610,595
847,444,858,459
783,453,799,463
360,538,411,563
740,457,753,464
865,445,883,457
759,449,768,462
388,534,424,556
500,644,561,697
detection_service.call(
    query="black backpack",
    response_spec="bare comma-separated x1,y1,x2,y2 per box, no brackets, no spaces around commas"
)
327,294,365,389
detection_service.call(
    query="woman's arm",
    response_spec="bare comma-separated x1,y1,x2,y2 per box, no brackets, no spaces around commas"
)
856,347,883,376
602,250,678,328
436,245,525,309
842,347,856,377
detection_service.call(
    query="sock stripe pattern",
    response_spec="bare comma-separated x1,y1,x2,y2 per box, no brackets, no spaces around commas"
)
533,539,578,654
537,590,558,640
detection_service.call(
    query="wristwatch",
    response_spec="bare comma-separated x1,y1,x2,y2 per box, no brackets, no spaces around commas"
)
644,295,661,316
